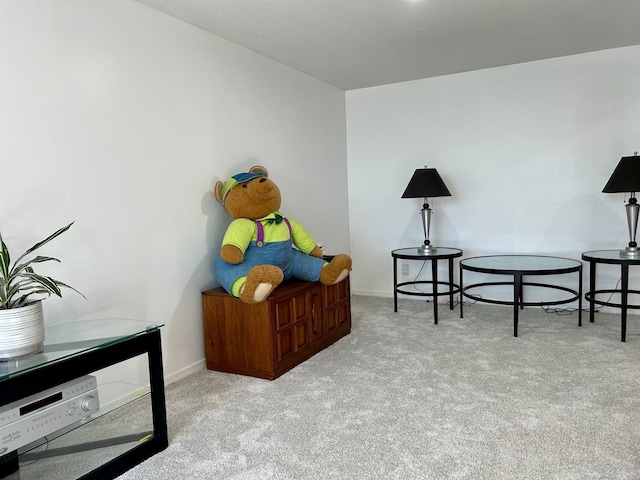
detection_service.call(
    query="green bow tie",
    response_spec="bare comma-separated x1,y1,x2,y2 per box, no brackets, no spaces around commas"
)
267,214,283,224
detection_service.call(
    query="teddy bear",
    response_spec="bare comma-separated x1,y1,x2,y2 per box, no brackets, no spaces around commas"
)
213,165,352,303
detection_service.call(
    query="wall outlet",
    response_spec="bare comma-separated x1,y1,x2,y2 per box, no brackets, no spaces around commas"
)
402,264,409,275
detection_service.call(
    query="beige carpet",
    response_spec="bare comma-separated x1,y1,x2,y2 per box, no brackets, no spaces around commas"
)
118,296,640,479
17,295,640,479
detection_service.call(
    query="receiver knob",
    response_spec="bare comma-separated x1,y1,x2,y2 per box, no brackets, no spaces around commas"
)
81,395,98,412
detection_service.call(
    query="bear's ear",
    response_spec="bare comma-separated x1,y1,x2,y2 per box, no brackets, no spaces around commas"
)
214,180,224,203
249,165,269,178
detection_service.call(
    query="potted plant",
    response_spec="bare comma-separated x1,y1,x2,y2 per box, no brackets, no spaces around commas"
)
0,222,84,359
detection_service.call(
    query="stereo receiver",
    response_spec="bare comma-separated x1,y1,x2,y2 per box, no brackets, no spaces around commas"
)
0,375,100,455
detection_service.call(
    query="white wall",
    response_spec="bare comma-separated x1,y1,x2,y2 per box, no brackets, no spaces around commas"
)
0,0,349,387
346,45,640,305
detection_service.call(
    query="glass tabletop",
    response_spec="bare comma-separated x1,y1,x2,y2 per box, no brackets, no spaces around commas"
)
392,247,462,258
582,249,640,263
0,319,163,381
460,255,581,274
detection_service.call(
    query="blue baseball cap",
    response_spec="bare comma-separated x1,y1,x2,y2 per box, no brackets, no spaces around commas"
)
221,171,264,205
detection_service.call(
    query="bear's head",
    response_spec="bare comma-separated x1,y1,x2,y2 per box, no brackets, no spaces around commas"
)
214,165,281,220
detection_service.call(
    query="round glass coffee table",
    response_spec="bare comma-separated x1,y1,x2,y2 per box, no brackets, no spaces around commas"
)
459,255,583,337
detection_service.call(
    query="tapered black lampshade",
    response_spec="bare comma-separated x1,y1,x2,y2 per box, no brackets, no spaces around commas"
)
401,168,451,198
602,156,640,193
602,154,640,257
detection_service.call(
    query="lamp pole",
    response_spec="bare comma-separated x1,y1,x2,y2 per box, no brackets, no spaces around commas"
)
624,195,639,256
419,198,436,254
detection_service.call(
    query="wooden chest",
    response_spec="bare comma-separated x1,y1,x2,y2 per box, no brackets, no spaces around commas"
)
202,278,351,380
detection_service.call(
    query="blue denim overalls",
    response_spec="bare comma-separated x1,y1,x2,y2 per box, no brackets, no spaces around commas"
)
214,217,325,296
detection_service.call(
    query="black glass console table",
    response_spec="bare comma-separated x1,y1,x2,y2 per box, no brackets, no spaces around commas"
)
460,255,582,337
0,319,168,479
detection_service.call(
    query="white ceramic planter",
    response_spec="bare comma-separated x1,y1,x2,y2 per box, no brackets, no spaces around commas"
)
0,301,44,359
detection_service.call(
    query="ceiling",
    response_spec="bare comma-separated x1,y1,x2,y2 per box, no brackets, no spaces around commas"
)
133,0,640,90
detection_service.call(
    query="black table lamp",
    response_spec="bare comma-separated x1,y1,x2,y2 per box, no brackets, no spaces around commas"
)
602,152,640,257
402,166,451,254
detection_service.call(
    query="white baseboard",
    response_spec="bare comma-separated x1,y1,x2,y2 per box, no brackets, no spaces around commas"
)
97,360,206,412
351,289,392,298
350,292,640,317
164,359,207,387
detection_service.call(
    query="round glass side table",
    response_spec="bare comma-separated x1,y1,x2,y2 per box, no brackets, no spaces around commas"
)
582,250,640,342
391,247,463,324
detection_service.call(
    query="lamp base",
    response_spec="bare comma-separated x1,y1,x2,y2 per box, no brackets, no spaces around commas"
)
620,246,640,257
417,245,438,255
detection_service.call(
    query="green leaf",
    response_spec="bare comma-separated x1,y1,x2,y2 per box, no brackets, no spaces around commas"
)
54,280,87,300
10,222,74,273
11,256,61,277
10,291,50,309
20,272,63,298
0,222,82,309
0,233,10,279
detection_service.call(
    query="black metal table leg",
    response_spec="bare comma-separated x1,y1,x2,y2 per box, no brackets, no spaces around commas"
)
459,264,464,318
589,260,596,323
513,274,522,337
578,266,583,326
393,256,398,312
621,264,629,342
448,258,455,309
432,259,439,324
